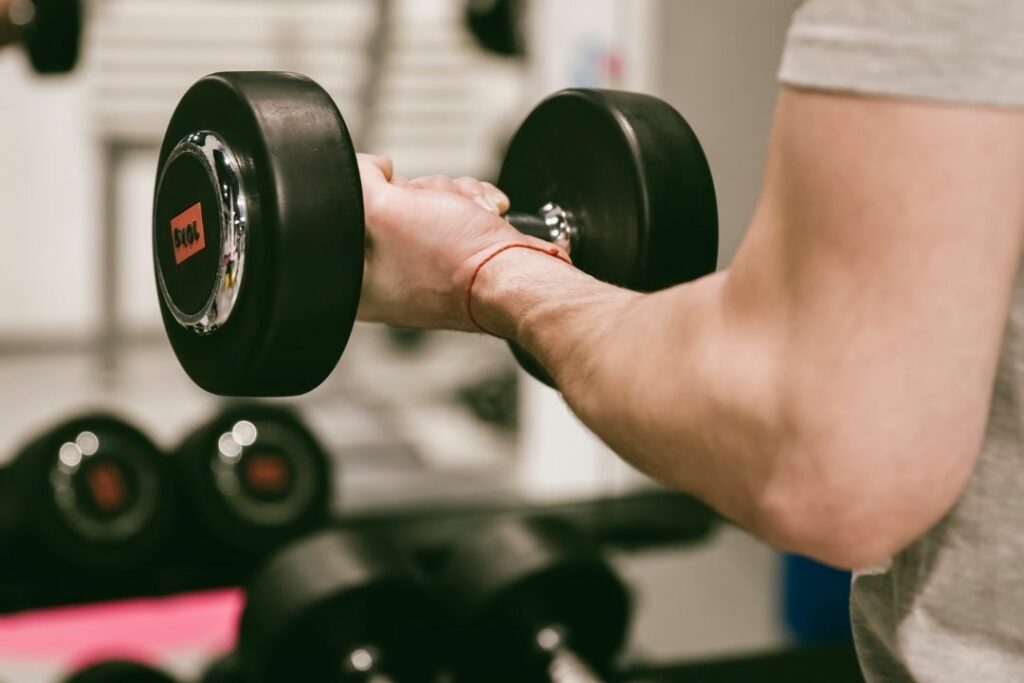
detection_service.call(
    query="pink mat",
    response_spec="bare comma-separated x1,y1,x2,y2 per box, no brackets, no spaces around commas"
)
0,588,242,667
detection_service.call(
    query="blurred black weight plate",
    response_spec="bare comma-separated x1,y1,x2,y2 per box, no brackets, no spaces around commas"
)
17,0,82,74
240,531,445,683
62,659,176,683
9,413,175,575
433,517,631,682
173,402,332,557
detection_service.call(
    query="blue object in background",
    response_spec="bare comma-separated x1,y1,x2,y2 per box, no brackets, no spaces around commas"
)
782,554,853,644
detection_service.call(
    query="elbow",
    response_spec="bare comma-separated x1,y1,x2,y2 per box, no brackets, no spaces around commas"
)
749,410,980,571
754,480,911,570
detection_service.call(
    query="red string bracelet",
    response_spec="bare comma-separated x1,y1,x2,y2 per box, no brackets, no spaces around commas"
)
465,242,572,335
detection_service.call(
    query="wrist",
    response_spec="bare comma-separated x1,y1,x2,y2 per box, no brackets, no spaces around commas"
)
469,245,576,340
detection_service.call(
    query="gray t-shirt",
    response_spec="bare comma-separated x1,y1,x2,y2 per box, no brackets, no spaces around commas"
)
778,2,1024,681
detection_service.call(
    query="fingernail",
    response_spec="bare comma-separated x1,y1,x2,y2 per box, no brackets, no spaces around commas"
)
474,195,499,213
486,191,508,209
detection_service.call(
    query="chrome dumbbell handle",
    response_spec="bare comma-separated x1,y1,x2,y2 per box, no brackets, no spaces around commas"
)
507,202,578,255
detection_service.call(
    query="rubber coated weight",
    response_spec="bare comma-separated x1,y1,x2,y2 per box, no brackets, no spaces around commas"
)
8,413,176,575
465,0,524,57
240,531,445,683
0,466,15,549
500,89,718,385
174,403,332,557
18,0,82,74
62,660,176,683
458,368,517,430
199,654,244,683
432,517,631,683
154,72,364,396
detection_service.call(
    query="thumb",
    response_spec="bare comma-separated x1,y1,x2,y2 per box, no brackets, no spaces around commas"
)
357,153,394,183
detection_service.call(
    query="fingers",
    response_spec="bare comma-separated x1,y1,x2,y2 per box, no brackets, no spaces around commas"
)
406,174,510,214
410,175,494,213
357,158,510,215
410,175,461,193
366,162,511,216
357,153,394,182
453,178,510,214
481,182,509,214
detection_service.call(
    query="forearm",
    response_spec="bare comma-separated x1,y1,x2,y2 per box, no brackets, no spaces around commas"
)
472,247,783,537
473,169,1005,571
473,236,977,571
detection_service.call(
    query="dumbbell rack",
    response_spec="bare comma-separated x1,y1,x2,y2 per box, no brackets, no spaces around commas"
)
0,446,870,682
0,486,716,615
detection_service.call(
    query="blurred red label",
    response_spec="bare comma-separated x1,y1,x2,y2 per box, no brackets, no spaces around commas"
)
245,454,290,494
170,202,206,264
87,462,128,513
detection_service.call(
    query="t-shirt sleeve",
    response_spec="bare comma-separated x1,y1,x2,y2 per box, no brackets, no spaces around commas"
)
778,0,1024,108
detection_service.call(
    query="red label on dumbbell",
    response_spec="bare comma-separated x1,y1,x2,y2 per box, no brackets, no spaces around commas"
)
245,453,291,496
86,462,128,513
170,202,207,265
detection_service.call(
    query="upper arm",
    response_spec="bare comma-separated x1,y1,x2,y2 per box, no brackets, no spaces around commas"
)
724,87,1024,566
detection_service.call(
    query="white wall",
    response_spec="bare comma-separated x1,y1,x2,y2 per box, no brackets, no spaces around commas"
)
0,54,98,342
658,0,797,264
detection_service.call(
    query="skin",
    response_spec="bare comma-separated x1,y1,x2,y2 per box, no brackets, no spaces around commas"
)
358,87,1024,569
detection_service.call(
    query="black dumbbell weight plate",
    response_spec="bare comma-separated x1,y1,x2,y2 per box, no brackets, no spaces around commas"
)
0,465,16,548
436,517,631,682
154,72,364,396
240,531,444,683
11,414,175,574
62,660,176,683
23,0,82,74
500,89,718,385
176,403,331,556
199,654,244,683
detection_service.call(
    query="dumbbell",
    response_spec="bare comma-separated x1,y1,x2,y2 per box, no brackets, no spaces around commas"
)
230,530,446,683
385,326,430,353
465,0,525,57
1,0,81,73
173,403,332,560
198,653,244,683
430,517,631,683
62,660,176,683
2,413,176,575
152,71,718,396
457,367,518,430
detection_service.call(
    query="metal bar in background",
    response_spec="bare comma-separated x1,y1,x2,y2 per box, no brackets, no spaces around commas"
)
96,140,158,382
358,0,392,150
97,140,121,382
0,329,164,358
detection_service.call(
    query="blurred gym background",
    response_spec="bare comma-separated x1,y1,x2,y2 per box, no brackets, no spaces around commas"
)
0,1,855,682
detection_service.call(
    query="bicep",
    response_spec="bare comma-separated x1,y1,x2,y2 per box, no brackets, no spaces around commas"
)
723,87,1024,560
